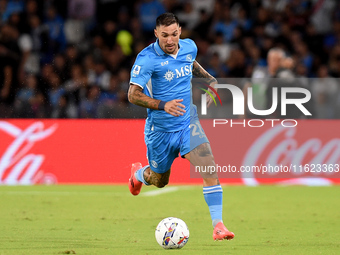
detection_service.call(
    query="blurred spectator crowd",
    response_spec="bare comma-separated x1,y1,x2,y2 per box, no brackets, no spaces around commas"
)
0,0,339,119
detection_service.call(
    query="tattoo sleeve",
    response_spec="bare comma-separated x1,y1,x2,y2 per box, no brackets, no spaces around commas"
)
128,84,161,110
192,60,217,84
192,143,212,157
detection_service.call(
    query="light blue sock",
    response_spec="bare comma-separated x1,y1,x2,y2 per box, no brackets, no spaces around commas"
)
134,165,150,185
203,185,223,227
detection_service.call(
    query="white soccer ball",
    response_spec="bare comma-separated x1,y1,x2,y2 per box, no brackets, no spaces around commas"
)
155,217,189,249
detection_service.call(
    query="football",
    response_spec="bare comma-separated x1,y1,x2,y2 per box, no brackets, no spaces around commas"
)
155,217,189,249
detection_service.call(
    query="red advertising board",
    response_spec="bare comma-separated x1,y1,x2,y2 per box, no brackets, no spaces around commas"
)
0,119,339,185
200,119,340,185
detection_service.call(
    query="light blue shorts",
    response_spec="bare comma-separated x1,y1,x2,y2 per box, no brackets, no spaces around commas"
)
145,114,209,174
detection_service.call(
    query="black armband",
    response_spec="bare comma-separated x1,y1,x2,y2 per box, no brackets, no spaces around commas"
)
158,101,166,110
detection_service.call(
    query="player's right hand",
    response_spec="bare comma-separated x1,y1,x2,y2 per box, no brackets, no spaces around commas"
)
164,99,186,117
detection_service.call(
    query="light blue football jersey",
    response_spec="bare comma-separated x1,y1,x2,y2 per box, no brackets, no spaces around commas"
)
130,39,197,132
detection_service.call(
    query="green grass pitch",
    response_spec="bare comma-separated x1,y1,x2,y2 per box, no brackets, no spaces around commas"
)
0,185,339,255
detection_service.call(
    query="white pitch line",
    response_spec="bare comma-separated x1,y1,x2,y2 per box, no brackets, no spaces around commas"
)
0,191,129,196
0,186,195,197
141,186,179,197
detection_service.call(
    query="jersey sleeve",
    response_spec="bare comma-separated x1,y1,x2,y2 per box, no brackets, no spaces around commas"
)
129,53,154,88
191,40,198,61
183,38,198,61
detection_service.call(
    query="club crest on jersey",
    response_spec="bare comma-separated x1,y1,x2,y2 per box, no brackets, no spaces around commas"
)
186,54,192,61
164,70,175,82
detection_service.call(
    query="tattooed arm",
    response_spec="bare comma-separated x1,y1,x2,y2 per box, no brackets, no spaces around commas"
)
128,84,160,109
192,60,217,83
128,84,186,117
192,60,218,107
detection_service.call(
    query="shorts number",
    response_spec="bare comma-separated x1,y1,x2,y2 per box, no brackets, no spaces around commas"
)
189,122,205,138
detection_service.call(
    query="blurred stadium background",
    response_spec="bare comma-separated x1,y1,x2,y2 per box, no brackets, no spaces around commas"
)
0,0,340,119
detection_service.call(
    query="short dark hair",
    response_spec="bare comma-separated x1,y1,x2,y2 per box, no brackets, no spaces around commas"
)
156,13,179,27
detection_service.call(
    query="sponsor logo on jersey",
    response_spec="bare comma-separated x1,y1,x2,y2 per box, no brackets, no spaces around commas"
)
163,64,193,82
175,65,192,78
164,70,175,82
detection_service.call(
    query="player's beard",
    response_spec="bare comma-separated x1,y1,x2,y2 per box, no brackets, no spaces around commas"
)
164,44,177,54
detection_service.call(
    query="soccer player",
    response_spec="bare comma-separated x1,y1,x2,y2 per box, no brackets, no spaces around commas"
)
128,13,234,241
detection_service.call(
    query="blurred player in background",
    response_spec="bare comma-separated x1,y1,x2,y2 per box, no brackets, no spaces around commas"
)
128,13,234,241
241,48,285,119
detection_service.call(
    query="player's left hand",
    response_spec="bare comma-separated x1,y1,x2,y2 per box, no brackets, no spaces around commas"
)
164,99,186,117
